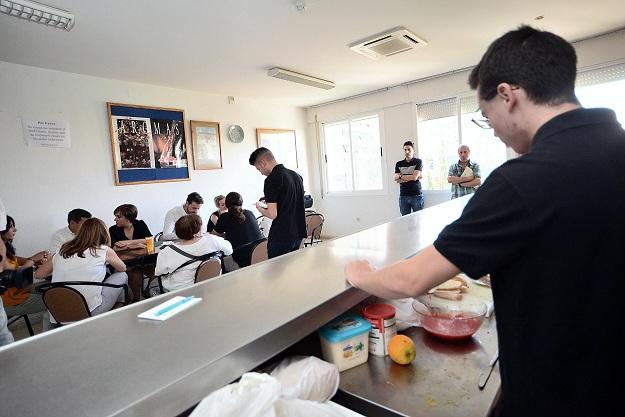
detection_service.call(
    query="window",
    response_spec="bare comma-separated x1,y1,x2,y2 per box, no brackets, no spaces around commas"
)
459,96,507,182
322,114,384,194
416,98,459,190
417,96,506,191
576,63,625,124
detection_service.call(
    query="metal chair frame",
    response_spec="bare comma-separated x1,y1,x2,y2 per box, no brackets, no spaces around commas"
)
40,281,129,325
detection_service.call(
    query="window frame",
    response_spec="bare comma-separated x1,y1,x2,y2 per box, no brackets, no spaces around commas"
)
320,112,388,197
415,93,508,191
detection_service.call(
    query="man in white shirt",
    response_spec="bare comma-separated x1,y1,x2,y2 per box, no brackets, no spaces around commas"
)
49,208,92,254
161,192,205,241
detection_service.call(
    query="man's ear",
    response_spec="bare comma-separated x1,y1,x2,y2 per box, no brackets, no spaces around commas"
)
496,83,517,110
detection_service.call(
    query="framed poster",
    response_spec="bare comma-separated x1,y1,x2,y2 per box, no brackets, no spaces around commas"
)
190,120,222,170
107,103,190,185
256,128,298,169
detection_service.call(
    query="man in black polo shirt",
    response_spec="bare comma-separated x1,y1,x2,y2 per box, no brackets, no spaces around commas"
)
346,26,625,417
394,140,423,215
249,147,306,259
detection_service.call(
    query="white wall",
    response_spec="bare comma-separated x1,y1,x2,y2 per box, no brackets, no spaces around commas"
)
0,61,309,254
307,28,625,238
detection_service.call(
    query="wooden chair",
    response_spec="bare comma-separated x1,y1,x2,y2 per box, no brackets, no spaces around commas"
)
41,281,129,325
194,259,222,283
250,240,268,265
303,213,325,247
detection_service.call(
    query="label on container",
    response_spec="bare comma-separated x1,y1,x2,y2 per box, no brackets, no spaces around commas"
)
367,317,397,356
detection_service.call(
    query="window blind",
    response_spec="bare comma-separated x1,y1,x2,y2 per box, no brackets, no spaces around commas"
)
417,97,457,122
576,62,625,87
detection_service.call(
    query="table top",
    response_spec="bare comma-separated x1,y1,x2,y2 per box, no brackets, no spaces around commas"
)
339,316,500,417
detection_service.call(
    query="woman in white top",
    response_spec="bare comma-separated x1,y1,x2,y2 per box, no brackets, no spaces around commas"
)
155,214,233,292
35,218,128,319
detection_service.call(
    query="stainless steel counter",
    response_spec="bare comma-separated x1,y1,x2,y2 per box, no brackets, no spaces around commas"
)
0,196,484,417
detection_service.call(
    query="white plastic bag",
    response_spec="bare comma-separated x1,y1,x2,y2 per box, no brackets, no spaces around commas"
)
190,372,281,417
275,398,349,417
270,356,340,402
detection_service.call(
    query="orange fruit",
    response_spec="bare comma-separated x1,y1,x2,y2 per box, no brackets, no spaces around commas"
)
388,334,416,365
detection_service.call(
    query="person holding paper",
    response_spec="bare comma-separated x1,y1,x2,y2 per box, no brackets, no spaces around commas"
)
249,147,306,259
447,145,481,199
394,141,424,215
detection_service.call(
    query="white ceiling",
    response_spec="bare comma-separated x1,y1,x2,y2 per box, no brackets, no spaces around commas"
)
1,0,624,107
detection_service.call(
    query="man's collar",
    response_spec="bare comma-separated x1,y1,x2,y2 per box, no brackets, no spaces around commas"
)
532,108,617,148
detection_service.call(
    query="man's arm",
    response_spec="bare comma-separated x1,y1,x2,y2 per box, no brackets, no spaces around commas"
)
459,177,481,187
345,245,459,299
401,170,421,182
161,209,178,241
256,202,278,219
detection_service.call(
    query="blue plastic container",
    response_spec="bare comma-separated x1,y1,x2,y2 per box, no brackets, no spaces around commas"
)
318,313,372,371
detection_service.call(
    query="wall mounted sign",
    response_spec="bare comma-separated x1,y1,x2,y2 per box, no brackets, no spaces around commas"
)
190,120,223,170
107,102,190,185
22,119,71,148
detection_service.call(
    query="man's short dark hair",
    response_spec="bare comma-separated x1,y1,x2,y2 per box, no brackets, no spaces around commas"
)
114,204,138,222
186,192,204,205
67,208,91,224
175,214,202,240
249,147,275,165
469,25,579,105
403,141,414,148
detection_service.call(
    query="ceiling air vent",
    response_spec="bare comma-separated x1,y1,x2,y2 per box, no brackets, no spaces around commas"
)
349,27,427,60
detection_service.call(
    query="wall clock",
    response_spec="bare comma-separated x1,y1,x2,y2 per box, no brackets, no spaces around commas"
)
227,125,244,143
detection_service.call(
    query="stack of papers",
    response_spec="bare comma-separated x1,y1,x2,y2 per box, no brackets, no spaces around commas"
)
460,166,474,178
138,296,202,321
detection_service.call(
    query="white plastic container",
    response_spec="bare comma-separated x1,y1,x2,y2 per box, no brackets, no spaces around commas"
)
318,314,372,372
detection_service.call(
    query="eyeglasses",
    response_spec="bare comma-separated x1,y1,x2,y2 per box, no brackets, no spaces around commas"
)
471,108,492,130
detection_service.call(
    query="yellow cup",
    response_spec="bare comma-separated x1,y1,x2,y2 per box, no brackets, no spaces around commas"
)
145,236,155,254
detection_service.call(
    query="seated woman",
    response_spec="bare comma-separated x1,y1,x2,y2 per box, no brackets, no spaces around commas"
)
206,195,227,233
109,204,152,251
35,218,128,321
214,192,264,268
1,215,48,324
156,214,232,292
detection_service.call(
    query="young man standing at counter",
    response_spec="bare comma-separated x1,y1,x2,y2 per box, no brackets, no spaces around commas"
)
394,141,423,215
447,144,481,199
346,26,625,417
249,147,306,259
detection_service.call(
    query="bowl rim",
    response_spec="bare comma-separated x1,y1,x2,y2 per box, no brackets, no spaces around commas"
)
412,296,487,319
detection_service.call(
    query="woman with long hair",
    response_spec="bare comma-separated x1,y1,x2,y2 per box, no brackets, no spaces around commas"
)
35,218,128,320
1,215,48,324
214,192,264,268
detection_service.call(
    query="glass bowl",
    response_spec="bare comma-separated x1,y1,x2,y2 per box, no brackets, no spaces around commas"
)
412,296,487,341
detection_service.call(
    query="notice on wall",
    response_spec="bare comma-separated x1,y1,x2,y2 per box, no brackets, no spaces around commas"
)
22,119,71,148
